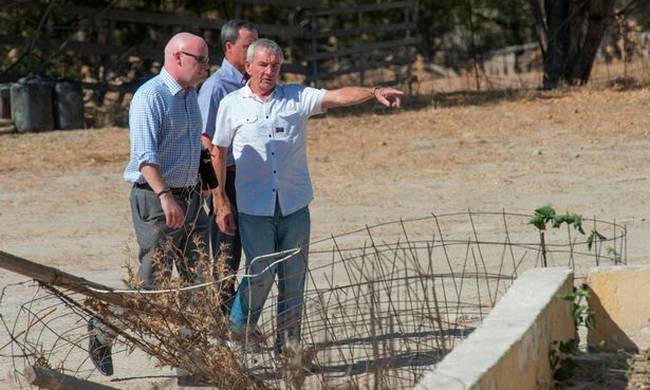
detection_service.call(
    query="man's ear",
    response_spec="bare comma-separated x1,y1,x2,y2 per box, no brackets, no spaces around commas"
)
174,51,182,66
224,41,233,53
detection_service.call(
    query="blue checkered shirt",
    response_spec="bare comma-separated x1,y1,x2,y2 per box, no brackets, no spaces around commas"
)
197,59,247,167
123,67,202,187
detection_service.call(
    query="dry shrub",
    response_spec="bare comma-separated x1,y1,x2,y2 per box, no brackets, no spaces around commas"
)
85,235,266,389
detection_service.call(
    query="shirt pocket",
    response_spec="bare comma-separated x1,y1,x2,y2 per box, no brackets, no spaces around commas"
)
234,116,260,142
274,109,300,139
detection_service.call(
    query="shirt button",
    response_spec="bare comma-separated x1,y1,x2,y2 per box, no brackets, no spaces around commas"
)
272,189,276,192
268,134,272,138
273,170,277,174
271,152,275,155
266,115,269,119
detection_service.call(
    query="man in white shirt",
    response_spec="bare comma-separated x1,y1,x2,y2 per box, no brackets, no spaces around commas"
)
211,38,403,354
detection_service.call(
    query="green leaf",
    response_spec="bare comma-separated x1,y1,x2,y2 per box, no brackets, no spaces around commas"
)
572,306,585,321
529,214,547,230
575,288,590,299
557,292,576,301
606,246,619,258
573,215,585,234
551,215,566,228
587,233,594,250
551,213,584,234
534,205,556,219
559,339,577,353
587,230,607,251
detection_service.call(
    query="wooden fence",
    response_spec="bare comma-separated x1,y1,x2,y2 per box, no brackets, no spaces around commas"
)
0,0,418,92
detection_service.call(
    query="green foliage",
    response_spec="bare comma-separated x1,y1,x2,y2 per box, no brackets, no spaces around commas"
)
550,284,595,383
586,230,607,251
528,205,556,230
558,284,595,329
549,339,578,381
528,205,584,234
552,214,584,234
416,0,535,61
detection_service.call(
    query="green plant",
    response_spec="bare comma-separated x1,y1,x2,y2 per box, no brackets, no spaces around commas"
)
548,338,578,381
549,285,596,384
529,205,584,267
529,205,607,267
606,246,622,264
558,284,595,329
587,230,607,251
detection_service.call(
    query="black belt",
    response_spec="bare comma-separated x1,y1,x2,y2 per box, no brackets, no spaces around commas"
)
133,182,197,196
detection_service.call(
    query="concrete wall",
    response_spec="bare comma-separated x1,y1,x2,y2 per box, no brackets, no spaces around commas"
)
587,265,650,352
414,268,575,390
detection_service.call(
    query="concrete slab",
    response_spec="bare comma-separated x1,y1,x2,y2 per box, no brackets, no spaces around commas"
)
587,265,650,352
414,267,574,390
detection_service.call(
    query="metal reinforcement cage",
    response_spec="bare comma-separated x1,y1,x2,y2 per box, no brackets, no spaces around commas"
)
0,210,626,389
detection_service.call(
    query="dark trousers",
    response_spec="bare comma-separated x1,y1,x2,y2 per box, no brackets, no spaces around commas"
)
130,185,209,289
209,168,242,313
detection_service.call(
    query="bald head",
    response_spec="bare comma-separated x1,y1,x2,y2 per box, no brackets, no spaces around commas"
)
163,32,209,88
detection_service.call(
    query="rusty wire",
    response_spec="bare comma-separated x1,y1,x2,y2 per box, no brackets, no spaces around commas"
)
0,210,626,389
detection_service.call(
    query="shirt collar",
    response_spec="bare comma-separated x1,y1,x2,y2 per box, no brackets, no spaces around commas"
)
220,58,247,85
159,67,185,96
241,81,284,101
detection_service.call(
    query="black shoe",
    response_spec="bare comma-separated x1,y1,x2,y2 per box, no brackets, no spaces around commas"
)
87,319,114,376
177,368,211,387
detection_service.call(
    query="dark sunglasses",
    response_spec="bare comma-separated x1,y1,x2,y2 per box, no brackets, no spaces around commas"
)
180,51,209,65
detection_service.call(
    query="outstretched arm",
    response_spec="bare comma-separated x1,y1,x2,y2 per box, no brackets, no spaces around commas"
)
321,86,403,110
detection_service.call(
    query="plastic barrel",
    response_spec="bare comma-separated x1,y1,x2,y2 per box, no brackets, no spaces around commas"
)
54,80,84,130
0,84,10,119
10,79,54,133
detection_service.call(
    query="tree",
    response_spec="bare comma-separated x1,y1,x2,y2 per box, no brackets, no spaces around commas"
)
528,0,617,89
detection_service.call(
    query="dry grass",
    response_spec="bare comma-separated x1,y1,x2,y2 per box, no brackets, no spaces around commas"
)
85,237,267,389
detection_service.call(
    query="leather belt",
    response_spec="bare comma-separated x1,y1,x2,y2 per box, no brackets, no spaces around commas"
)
133,182,197,196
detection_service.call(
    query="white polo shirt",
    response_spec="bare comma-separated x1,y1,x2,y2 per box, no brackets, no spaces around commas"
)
213,83,326,217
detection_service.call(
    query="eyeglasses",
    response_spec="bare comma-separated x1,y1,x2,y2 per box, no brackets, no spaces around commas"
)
180,51,209,65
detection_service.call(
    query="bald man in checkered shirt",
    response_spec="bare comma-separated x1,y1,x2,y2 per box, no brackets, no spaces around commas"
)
88,32,211,377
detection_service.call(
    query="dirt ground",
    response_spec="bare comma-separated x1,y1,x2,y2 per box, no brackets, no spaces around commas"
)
2,84,650,388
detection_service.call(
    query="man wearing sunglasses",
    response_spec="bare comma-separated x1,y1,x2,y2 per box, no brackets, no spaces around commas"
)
88,32,211,377
198,20,258,314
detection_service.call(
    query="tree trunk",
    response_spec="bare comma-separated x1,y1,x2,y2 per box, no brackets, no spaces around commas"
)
570,0,615,83
543,0,571,88
531,0,617,89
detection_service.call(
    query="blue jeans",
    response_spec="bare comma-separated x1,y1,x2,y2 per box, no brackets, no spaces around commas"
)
229,205,310,353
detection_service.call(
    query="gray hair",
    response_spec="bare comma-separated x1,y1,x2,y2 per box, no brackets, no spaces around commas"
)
220,19,257,50
246,38,284,63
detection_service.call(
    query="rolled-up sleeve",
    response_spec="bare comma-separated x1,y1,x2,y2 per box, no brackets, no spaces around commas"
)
129,92,162,169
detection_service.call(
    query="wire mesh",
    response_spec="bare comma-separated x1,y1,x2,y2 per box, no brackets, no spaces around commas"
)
0,210,626,389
